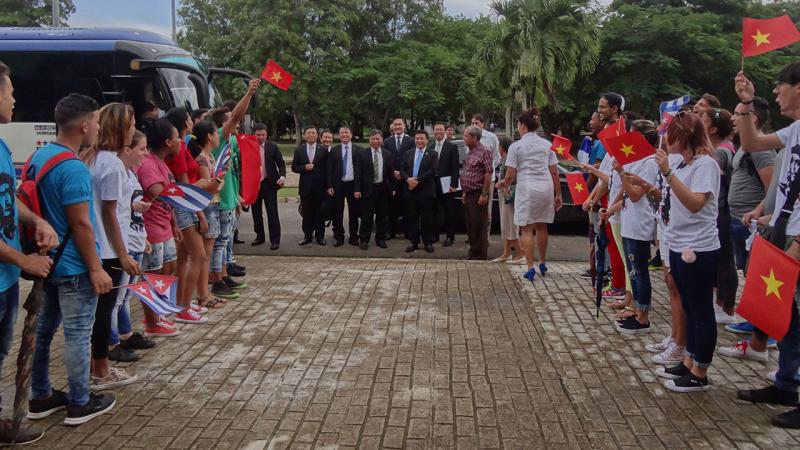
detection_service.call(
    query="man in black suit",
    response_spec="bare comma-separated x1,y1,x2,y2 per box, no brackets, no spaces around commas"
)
251,123,285,250
291,125,329,245
382,117,414,239
327,126,361,247
354,129,395,250
401,129,438,253
430,123,460,247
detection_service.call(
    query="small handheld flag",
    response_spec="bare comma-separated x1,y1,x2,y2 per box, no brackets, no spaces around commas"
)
597,117,627,150
127,282,183,316
743,16,800,58
659,95,691,115
159,182,212,212
550,135,573,160
260,59,293,91
143,273,179,306
736,235,800,340
566,172,589,204
214,142,232,178
604,131,656,166
577,137,591,165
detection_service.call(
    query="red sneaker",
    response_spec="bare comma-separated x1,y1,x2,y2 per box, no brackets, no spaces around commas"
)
144,324,179,337
175,310,208,324
190,303,208,314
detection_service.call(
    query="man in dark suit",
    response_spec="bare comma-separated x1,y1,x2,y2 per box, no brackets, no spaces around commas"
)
327,126,362,247
354,129,395,250
382,117,414,239
291,126,329,245
251,123,285,250
401,129,438,253
429,123,460,247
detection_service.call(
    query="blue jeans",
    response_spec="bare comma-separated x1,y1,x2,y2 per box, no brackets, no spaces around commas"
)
0,283,20,402
32,273,97,407
212,208,234,273
109,251,142,346
623,238,652,312
226,212,237,265
776,290,800,392
730,217,750,271
670,249,719,368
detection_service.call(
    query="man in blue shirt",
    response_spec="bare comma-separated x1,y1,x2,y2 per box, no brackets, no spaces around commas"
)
26,93,115,427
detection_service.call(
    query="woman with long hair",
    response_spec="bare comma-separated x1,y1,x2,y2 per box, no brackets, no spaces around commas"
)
502,107,563,282
81,102,139,389
493,137,523,263
654,111,720,392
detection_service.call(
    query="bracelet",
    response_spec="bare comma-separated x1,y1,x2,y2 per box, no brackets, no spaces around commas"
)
741,99,754,105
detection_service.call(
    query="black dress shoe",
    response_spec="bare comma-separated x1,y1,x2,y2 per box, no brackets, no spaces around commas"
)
334,239,344,247
360,242,369,250
233,238,245,244
376,241,387,249
349,238,360,246
251,239,266,246
772,407,800,429
738,385,799,406
298,238,312,246
317,238,327,246
405,244,418,253
425,244,434,253
270,243,280,250
442,237,454,247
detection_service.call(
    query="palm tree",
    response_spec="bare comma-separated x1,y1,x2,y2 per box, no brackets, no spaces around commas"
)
476,0,601,133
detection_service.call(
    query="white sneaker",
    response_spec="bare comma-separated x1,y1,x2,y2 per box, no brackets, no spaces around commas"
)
91,367,138,391
652,343,686,365
714,304,739,324
767,370,777,382
718,340,769,363
645,336,673,353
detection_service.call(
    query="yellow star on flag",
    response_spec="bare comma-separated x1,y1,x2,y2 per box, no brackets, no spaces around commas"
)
555,145,565,155
619,143,635,157
752,29,771,47
270,71,283,83
574,182,584,192
761,269,785,300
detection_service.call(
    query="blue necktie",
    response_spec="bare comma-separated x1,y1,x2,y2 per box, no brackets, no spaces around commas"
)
342,145,349,178
413,149,423,177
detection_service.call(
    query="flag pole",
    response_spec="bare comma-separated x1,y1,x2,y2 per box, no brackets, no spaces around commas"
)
741,52,745,73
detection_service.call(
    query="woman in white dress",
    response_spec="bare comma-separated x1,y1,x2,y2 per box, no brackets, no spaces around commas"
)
492,137,524,263
502,108,563,282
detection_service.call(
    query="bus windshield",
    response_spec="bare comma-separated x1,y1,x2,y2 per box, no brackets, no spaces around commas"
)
158,55,219,109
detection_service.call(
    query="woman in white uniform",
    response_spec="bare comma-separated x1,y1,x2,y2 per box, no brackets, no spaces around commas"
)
502,107,563,282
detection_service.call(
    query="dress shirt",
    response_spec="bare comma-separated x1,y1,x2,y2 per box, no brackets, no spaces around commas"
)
459,142,493,193
342,142,354,182
435,139,444,156
306,143,316,162
260,142,266,181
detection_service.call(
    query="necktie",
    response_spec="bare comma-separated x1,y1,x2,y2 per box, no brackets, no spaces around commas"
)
308,144,315,162
342,145,349,178
413,149,423,177
373,149,380,183
396,135,400,150
436,141,442,155
260,143,266,181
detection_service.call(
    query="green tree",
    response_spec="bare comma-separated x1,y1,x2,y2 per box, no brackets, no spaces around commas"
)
0,0,74,26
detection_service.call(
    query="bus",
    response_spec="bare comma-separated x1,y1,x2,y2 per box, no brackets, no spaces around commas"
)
0,27,253,176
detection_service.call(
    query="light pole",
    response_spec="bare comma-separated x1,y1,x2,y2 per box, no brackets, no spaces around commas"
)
52,0,60,27
171,0,177,41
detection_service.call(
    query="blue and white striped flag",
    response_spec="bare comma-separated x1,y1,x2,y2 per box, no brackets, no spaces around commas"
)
214,142,232,178
577,137,591,165
659,95,691,114
159,182,212,212
127,282,183,316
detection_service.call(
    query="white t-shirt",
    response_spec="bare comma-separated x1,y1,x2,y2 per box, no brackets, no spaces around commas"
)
620,156,659,241
664,155,720,252
90,151,127,259
771,121,800,235
599,153,623,225
127,171,147,254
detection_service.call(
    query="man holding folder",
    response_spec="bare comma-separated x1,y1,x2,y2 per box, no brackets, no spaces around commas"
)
430,123,460,247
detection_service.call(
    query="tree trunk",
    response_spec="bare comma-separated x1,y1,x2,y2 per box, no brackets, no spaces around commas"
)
505,102,513,138
293,108,302,147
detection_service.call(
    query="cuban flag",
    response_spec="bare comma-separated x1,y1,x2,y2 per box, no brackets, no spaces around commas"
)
159,182,211,212
659,95,691,115
577,137,591,165
127,282,183,316
143,273,178,306
214,142,232,178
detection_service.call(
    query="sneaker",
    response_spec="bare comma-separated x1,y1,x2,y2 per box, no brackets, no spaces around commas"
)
64,393,116,426
229,262,246,272
768,370,777,382
646,336,674,353
175,309,208,324
223,276,247,290
144,324,179,338
648,258,663,270
665,372,710,393
160,317,176,327
652,343,687,365
211,280,239,299
91,367,138,391
766,337,778,349
0,418,44,445
718,340,769,363
190,303,208,314
108,346,140,362
120,332,156,350
656,362,690,380
714,304,739,324
737,385,798,406
28,389,68,420
602,288,626,300
725,321,754,334
616,319,651,334
226,264,246,277
772,408,800,429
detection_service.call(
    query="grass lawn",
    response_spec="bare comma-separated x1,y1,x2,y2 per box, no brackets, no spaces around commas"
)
277,187,298,198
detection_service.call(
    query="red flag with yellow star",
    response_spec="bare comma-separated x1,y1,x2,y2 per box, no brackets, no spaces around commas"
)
736,235,800,340
550,135,573,160
565,172,589,204
603,131,655,166
743,16,800,57
260,59,293,91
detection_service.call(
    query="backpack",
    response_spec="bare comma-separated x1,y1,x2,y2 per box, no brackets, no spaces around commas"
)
16,150,75,278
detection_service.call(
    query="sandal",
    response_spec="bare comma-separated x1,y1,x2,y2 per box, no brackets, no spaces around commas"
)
607,299,628,309
615,307,635,320
197,296,226,309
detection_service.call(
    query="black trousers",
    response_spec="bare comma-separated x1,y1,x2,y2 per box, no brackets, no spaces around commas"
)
252,181,281,244
93,258,124,359
300,193,325,240
332,181,359,241
360,183,390,243
436,191,458,240
406,197,435,245
389,185,404,236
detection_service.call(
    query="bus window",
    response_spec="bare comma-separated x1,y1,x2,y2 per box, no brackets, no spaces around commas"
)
159,67,199,112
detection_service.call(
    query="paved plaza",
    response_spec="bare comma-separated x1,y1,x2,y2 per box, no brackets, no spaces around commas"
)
4,256,800,449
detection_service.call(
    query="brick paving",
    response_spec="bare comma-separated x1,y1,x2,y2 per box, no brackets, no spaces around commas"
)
2,256,799,448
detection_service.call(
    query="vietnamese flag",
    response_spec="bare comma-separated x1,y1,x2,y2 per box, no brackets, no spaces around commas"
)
603,131,656,166
597,117,627,150
566,172,589,204
260,59,293,91
550,135,573,160
736,235,800,340
743,16,800,57
237,133,262,206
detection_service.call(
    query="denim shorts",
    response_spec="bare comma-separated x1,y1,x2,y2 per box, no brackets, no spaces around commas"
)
175,208,198,230
141,238,177,272
203,203,221,239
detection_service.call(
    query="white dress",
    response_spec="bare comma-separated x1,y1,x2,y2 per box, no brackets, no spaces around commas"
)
506,132,558,226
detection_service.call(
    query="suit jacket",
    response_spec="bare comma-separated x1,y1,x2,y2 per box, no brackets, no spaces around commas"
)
428,139,460,193
354,147,395,198
400,147,438,199
327,143,362,192
291,142,329,197
261,140,286,187
382,133,415,169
